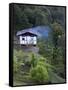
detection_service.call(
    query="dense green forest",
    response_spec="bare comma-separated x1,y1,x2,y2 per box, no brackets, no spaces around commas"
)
13,4,66,86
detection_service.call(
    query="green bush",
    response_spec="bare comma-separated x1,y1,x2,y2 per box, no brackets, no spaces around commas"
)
30,64,49,84
30,54,49,83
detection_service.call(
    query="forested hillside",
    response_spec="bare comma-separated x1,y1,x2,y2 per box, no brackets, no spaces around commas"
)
13,4,66,86
14,4,65,32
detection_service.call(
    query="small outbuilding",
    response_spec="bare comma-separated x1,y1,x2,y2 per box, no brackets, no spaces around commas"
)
16,29,37,46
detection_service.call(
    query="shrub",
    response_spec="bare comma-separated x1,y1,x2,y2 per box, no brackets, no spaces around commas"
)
30,55,49,84
30,64,49,84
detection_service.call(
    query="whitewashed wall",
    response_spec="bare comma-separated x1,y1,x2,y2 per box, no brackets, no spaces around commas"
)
19,36,37,45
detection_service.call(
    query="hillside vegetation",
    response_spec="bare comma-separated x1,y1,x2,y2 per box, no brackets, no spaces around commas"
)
13,49,65,86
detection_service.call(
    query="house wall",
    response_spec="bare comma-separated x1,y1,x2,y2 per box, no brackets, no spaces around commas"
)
19,36,37,45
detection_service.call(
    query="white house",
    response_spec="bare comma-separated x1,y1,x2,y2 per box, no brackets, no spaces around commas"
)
16,30,37,46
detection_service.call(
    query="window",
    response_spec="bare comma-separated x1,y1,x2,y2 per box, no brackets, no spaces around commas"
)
22,38,25,40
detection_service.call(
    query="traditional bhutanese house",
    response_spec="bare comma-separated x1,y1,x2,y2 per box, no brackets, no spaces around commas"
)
16,29,37,46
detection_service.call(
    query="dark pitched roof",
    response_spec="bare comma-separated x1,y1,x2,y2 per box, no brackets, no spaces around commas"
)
16,26,51,37
16,28,37,36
